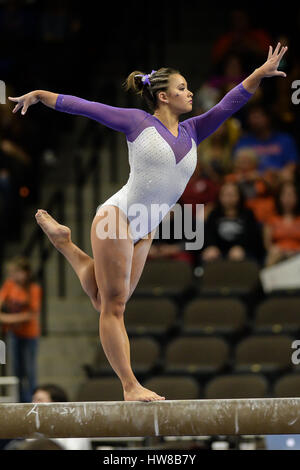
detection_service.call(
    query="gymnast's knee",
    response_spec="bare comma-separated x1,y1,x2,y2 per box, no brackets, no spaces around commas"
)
100,294,127,318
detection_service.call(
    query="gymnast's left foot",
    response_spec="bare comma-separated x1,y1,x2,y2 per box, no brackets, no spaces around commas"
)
124,383,165,402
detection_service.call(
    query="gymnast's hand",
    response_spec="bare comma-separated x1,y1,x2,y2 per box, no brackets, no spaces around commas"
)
8,91,40,115
258,42,288,78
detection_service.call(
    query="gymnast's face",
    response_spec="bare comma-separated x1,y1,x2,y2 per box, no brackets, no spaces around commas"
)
158,74,193,115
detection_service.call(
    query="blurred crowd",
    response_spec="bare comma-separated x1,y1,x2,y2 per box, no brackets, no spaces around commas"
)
149,9,300,270
0,0,91,254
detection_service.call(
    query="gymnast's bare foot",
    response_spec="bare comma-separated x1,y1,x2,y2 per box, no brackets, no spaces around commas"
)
124,383,165,402
35,209,71,249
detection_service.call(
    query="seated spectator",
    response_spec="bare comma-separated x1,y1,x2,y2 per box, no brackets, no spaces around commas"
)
233,104,299,184
226,147,276,223
264,182,300,266
198,118,242,182
271,36,300,134
179,158,220,221
201,182,265,263
0,256,42,403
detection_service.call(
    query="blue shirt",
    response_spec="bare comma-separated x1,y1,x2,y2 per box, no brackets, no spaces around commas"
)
233,131,299,171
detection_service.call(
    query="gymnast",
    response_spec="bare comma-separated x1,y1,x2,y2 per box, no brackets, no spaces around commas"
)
9,42,287,402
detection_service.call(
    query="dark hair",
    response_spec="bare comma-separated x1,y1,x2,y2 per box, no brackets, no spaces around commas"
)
275,181,300,216
123,67,180,112
33,384,69,402
6,255,34,289
216,181,246,215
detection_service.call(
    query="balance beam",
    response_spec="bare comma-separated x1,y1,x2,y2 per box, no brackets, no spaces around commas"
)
1,398,300,439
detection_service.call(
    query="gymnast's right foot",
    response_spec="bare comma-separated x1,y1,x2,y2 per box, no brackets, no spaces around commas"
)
123,383,165,402
35,209,71,249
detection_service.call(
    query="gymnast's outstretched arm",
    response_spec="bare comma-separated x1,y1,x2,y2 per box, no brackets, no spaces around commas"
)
183,41,288,145
8,90,147,136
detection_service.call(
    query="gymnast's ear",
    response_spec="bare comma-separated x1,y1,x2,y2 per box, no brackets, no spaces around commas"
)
157,90,169,105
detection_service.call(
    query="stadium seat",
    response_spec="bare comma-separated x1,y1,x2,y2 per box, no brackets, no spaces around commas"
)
234,335,294,374
164,336,230,374
204,374,269,399
130,337,162,374
143,375,201,400
254,297,300,334
273,374,300,397
134,259,193,296
182,298,247,336
86,337,161,377
199,260,260,296
76,377,123,401
125,297,178,336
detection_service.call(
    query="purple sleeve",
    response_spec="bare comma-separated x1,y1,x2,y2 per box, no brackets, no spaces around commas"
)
55,94,147,136
182,82,254,145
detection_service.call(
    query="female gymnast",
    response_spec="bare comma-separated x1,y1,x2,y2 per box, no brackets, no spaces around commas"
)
9,42,287,402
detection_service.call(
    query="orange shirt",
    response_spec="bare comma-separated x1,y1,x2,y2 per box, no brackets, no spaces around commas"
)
246,197,276,224
267,215,300,252
0,279,42,338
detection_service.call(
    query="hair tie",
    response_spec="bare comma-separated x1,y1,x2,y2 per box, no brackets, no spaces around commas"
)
135,70,157,86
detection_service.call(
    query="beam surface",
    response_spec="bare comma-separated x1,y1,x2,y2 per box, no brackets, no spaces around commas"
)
1,398,300,438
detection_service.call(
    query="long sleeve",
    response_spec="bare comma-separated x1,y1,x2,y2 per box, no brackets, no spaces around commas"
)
183,82,253,146
55,94,148,137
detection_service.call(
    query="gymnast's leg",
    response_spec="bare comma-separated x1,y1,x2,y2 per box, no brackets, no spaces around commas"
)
35,209,99,308
91,205,165,402
35,208,155,311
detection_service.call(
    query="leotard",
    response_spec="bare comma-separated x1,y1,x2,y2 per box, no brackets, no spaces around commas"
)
55,82,253,244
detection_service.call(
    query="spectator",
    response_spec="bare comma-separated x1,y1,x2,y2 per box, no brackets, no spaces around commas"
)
179,158,220,221
264,182,300,266
233,104,299,184
270,37,300,147
197,117,242,182
208,53,248,93
211,9,272,71
32,384,68,403
226,147,276,223
201,181,265,263
0,256,42,403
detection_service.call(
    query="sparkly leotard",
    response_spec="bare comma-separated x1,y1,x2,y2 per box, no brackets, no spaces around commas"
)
55,82,253,244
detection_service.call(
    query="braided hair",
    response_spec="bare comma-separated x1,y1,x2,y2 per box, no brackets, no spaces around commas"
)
123,67,180,112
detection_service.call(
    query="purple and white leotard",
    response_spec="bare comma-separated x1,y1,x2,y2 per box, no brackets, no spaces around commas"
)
55,82,253,244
